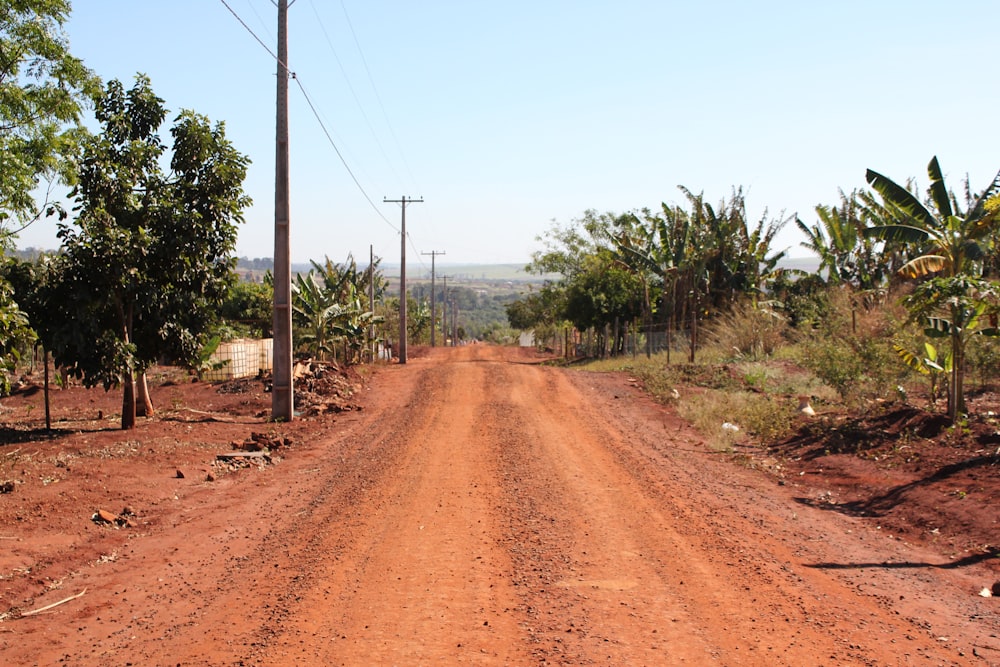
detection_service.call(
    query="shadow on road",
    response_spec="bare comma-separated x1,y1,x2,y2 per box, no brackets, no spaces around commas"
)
793,454,998,518
804,547,999,570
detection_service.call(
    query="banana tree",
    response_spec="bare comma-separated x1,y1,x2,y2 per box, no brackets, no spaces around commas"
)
797,189,889,289
297,255,387,362
612,203,691,362
610,212,655,357
902,276,999,417
864,156,1000,420
894,340,951,405
292,272,339,360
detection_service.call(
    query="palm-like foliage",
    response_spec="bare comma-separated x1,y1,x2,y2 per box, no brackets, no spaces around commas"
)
611,204,690,360
609,186,788,361
292,254,385,362
865,156,1000,420
865,157,1000,279
292,272,342,360
797,189,896,304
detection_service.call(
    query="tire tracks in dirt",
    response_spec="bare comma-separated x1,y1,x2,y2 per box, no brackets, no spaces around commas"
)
11,345,992,666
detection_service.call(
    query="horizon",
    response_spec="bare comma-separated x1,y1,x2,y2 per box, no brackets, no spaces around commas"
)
13,2,998,267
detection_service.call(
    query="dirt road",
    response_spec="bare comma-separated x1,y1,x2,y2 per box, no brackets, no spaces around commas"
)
5,345,997,665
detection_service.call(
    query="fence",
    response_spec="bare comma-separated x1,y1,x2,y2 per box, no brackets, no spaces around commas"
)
529,323,693,361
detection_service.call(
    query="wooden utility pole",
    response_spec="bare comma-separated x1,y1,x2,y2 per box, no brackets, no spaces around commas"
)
272,0,294,421
383,196,423,364
421,250,445,346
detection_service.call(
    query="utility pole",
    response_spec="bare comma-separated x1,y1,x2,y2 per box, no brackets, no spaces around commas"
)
442,275,448,346
383,196,423,364
271,0,293,422
421,250,445,346
368,244,375,362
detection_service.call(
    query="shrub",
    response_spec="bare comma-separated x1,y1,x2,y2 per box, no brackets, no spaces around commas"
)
793,286,907,405
704,299,787,361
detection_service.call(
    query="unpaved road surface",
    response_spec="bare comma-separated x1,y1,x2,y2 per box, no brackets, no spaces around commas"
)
4,345,998,665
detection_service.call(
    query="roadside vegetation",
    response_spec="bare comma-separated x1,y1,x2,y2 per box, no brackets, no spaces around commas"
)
509,162,1000,451
1,1,1000,445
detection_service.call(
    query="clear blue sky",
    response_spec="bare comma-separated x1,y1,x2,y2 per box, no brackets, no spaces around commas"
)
17,0,1000,269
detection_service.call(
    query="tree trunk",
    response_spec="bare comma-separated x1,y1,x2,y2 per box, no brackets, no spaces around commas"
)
121,372,137,430
119,301,137,430
689,292,698,364
664,287,673,365
136,370,154,417
946,305,966,423
43,346,51,431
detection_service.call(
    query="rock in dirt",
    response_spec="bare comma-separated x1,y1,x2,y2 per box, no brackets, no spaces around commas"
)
233,432,291,452
93,509,118,524
92,507,138,528
0,480,14,494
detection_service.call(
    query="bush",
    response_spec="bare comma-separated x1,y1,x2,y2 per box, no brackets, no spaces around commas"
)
966,334,1000,391
704,299,787,361
793,286,906,405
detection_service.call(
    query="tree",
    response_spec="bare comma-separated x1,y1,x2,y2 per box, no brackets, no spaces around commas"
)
506,283,564,331
0,0,98,240
612,206,687,359
0,275,34,392
864,156,1000,421
0,1,96,390
562,251,642,356
292,255,386,362
221,278,273,338
44,75,251,429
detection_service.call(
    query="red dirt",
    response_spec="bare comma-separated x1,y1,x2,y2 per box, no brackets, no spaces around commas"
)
0,345,997,665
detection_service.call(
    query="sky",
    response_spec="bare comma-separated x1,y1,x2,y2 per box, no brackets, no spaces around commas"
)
16,0,1000,270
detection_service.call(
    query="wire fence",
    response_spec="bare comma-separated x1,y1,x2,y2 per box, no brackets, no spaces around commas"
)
530,323,693,361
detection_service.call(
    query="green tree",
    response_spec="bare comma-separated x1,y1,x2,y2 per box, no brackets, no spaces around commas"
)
506,283,564,331
0,0,98,239
221,278,273,338
864,156,1000,420
612,205,686,359
0,276,34,392
562,251,642,356
44,75,251,429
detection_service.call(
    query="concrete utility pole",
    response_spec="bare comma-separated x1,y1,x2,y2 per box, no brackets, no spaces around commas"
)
368,244,375,362
421,250,445,346
271,0,294,422
441,275,448,346
383,196,423,364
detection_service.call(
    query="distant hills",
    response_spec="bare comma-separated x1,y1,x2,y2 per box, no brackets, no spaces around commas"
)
9,248,820,282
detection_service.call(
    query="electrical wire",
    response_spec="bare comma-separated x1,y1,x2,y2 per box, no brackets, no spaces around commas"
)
293,77,399,233
338,0,420,193
219,0,400,234
308,0,405,192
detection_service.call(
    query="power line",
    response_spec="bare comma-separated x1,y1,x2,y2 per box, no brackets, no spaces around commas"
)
338,0,420,192
219,0,282,65
308,0,405,191
242,0,273,44
293,78,399,233
219,0,399,234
